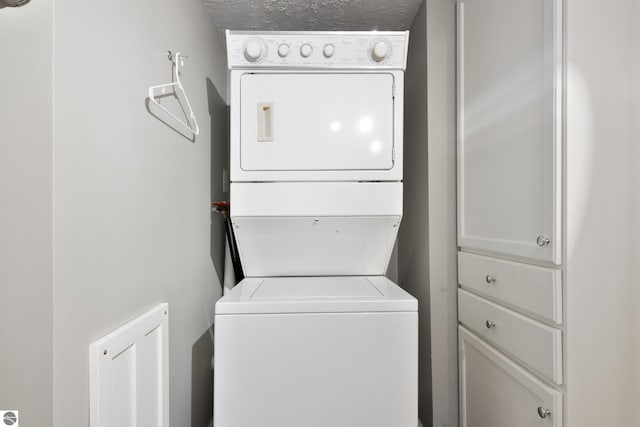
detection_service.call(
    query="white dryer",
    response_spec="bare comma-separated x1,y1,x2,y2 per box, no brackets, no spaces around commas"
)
215,31,417,427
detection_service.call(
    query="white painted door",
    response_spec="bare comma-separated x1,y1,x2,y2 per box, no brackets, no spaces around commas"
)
459,327,562,427
457,0,562,264
240,73,395,171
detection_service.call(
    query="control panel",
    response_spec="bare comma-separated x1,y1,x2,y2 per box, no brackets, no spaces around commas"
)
226,31,409,70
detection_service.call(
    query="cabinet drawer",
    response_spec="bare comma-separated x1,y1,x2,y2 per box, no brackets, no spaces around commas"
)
458,252,562,324
458,289,563,384
459,326,563,427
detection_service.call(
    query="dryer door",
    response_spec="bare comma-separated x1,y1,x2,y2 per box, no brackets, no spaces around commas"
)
240,73,395,172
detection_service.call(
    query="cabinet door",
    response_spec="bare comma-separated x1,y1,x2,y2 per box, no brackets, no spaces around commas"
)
457,0,562,264
459,326,562,427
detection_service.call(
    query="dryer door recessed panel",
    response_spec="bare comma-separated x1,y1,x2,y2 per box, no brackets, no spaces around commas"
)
240,73,395,171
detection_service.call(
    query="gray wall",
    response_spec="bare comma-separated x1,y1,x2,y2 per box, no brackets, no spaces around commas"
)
399,1,431,424
425,1,458,426
0,2,54,426
565,0,639,425
634,0,640,408
399,1,458,427
51,0,228,426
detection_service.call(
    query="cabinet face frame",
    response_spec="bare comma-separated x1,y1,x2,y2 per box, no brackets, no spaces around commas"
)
459,326,563,427
456,0,563,265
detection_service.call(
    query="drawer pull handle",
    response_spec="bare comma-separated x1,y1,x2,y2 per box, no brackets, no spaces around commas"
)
537,407,551,419
485,320,496,329
536,235,551,247
485,275,496,284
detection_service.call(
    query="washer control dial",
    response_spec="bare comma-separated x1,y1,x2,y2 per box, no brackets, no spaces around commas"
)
300,43,313,58
323,44,335,58
371,39,391,62
244,38,265,62
277,43,290,57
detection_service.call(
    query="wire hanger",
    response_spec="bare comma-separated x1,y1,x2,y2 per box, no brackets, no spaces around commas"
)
148,51,200,135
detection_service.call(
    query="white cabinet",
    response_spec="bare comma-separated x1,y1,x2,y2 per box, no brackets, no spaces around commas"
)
457,1,640,426
457,0,563,265
457,0,565,425
459,327,562,427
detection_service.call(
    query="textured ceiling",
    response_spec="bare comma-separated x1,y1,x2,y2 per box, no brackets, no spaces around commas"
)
203,0,424,42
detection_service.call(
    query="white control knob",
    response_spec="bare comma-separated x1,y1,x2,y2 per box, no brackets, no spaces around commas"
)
371,40,390,62
323,44,335,58
277,43,290,57
300,43,313,58
244,40,263,62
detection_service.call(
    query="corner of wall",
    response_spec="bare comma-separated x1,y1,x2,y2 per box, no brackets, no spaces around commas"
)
426,0,459,426
0,1,54,426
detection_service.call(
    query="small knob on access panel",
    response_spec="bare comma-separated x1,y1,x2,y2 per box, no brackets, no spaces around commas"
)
277,43,290,57
300,43,313,58
244,40,263,62
371,40,390,62
323,44,335,58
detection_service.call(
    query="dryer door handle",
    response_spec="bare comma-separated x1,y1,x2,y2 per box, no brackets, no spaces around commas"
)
257,103,274,142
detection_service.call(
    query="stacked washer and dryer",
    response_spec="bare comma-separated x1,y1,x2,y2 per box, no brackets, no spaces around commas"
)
214,31,418,427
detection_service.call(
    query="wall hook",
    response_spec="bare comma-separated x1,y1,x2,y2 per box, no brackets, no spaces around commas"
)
148,51,200,135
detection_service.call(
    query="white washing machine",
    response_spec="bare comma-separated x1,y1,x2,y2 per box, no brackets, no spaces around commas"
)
214,31,417,427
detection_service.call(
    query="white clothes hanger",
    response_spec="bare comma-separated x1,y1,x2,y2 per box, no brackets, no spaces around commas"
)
148,51,200,135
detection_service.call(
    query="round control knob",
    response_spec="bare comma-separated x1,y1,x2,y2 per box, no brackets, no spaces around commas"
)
371,40,390,62
300,43,313,58
244,40,263,62
323,44,335,58
277,43,290,57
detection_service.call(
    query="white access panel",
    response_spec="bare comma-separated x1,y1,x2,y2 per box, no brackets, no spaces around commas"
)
89,303,169,427
240,73,394,171
214,309,417,427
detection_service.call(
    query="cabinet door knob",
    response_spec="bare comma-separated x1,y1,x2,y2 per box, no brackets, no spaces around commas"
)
485,320,495,329
485,275,496,284
536,235,551,247
537,407,551,419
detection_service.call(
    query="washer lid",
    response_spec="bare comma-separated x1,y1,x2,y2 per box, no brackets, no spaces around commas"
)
215,276,417,314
